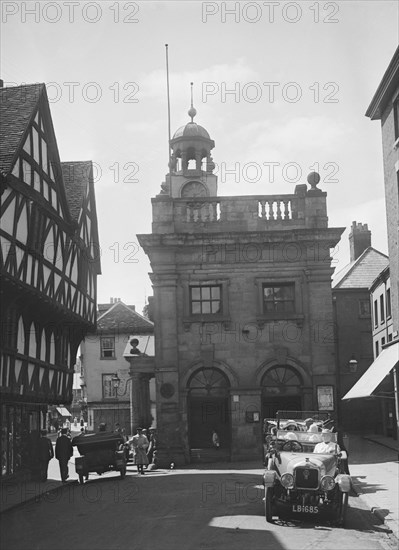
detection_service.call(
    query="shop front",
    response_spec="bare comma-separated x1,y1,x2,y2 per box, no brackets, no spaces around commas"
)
1,402,46,479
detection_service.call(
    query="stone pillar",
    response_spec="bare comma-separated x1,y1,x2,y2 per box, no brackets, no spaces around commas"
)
130,372,141,434
230,389,262,462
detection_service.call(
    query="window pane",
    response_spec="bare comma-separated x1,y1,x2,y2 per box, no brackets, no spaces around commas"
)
263,287,274,300
211,300,220,313
201,287,210,300
279,285,294,300
202,302,211,314
264,301,274,312
191,287,200,300
192,302,201,314
211,286,220,299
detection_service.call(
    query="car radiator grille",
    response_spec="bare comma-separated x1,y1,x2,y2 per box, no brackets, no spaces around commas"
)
295,467,319,489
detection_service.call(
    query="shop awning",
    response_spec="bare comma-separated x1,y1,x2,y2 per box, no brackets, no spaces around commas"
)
342,341,399,400
56,407,71,416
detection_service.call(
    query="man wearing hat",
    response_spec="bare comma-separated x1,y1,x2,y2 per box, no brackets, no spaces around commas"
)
313,429,340,454
130,427,149,474
55,428,73,482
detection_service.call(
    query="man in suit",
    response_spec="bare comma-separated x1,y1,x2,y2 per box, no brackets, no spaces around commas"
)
55,428,73,482
39,430,54,481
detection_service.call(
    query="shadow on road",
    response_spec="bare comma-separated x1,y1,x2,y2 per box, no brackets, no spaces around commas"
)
1,468,393,550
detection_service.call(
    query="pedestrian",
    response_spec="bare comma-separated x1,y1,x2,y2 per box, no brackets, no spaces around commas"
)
38,429,54,481
147,428,157,463
55,428,73,482
212,430,220,449
80,417,84,428
130,427,149,475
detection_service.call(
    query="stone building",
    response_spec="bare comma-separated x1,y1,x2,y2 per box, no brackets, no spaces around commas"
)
344,46,399,440
366,45,398,338
0,83,101,478
332,222,389,433
81,298,155,435
137,105,344,466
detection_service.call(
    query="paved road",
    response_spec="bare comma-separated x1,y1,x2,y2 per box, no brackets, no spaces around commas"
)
1,465,397,550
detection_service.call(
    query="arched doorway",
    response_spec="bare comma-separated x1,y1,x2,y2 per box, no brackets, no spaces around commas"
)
261,365,303,419
187,368,230,449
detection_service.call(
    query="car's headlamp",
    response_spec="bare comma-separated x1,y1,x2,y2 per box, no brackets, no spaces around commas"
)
281,473,294,489
320,475,335,491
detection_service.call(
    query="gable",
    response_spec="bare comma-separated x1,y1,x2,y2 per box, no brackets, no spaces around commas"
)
332,248,389,290
62,161,101,275
97,302,154,334
1,84,71,223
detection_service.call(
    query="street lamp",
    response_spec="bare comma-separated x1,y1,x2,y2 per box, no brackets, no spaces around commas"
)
112,372,134,437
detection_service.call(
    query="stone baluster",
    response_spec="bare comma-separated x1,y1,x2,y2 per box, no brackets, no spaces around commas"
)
259,200,266,219
276,201,282,220
211,201,218,221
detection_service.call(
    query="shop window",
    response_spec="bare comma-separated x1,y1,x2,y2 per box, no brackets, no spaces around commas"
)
100,337,115,358
190,285,221,315
102,374,117,398
262,283,295,313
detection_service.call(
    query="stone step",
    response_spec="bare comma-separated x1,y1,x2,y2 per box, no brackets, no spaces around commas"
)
190,448,230,463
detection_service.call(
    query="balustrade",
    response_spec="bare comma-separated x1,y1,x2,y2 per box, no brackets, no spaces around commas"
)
258,197,295,221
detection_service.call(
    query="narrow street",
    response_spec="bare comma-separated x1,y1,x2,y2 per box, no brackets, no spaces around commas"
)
1,464,396,550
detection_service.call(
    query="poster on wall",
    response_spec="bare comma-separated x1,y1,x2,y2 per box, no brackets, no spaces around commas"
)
317,386,334,411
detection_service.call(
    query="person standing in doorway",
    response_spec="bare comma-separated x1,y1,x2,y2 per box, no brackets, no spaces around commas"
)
55,428,73,482
38,430,54,481
212,430,220,449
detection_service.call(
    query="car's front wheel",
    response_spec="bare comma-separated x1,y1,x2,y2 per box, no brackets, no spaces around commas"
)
265,487,275,523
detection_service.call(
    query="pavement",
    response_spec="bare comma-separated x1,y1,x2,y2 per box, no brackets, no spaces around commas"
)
347,432,398,540
1,431,398,541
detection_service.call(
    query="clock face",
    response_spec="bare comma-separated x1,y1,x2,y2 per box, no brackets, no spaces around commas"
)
181,181,207,198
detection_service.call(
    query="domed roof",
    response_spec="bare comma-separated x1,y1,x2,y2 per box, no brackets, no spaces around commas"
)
172,122,211,140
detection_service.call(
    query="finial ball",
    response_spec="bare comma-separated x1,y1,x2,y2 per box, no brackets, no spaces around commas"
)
307,171,321,187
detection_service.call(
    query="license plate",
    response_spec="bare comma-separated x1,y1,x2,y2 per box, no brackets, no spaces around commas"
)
292,505,319,514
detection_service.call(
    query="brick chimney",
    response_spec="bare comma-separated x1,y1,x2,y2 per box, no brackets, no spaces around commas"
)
349,221,371,261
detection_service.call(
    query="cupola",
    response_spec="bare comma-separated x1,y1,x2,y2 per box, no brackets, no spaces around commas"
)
169,83,215,176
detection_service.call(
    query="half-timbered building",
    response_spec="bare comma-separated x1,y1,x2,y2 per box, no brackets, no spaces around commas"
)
0,83,101,479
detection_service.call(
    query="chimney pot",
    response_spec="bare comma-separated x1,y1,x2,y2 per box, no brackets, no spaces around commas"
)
349,221,371,262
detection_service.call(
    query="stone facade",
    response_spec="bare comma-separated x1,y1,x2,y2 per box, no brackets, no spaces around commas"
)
138,110,344,466
366,46,399,337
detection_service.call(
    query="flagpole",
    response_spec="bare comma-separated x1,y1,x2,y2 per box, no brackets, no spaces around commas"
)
165,44,171,177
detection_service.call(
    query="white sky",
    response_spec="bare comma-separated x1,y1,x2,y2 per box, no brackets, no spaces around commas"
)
2,1,398,313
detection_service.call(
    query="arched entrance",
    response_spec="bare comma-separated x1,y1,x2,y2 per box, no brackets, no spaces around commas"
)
187,367,230,449
261,365,303,418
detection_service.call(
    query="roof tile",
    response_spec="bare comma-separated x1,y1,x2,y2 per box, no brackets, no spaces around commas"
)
332,247,389,289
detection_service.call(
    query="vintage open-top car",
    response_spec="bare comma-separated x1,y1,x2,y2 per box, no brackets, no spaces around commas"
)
263,411,351,526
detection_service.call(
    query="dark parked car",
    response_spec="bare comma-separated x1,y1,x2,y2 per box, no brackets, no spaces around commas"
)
263,411,351,526
72,431,127,484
